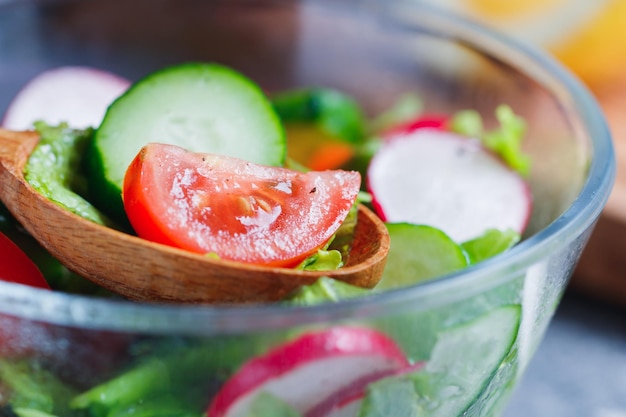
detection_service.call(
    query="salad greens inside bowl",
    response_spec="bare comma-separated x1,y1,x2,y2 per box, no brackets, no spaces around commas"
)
0,1,615,417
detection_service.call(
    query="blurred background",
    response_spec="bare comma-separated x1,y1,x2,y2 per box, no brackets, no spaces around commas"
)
413,1,626,416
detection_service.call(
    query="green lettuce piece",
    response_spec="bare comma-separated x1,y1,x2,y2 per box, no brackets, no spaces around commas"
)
285,276,369,305
26,122,120,229
105,394,203,417
449,108,483,138
0,359,78,416
461,228,521,265
450,105,530,176
368,93,423,134
246,392,302,417
328,191,371,256
359,377,424,417
483,105,531,176
13,409,59,417
70,338,263,417
297,249,343,271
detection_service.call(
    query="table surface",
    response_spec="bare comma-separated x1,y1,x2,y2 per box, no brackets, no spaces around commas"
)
503,289,626,417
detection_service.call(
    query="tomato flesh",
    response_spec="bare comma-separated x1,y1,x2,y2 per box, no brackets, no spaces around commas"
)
123,143,361,267
0,232,49,289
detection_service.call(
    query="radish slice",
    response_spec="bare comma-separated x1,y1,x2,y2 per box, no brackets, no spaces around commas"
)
2,66,130,130
321,393,363,417
206,327,409,417
368,128,532,242
305,370,394,417
307,362,425,417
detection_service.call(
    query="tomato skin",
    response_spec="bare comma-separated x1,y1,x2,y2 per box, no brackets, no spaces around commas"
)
0,235,129,367
0,232,49,289
123,144,361,267
0,233,51,359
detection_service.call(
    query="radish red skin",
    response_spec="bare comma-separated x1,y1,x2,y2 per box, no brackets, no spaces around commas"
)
305,371,391,417
368,128,532,242
206,327,409,417
307,361,425,417
383,114,449,138
319,393,363,417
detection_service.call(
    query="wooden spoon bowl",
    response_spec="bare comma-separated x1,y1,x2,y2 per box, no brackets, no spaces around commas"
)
0,129,390,304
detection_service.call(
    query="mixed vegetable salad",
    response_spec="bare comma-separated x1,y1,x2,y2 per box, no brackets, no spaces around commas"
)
0,63,533,417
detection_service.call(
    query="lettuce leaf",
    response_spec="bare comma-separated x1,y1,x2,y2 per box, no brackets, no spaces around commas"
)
450,105,530,176
461,228,521,265
285,276,369,305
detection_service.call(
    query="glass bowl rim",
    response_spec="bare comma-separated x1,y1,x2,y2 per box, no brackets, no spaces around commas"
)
0,1,616,334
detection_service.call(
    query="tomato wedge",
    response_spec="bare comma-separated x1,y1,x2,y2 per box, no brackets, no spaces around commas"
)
0,231,49,289
123,143,361,267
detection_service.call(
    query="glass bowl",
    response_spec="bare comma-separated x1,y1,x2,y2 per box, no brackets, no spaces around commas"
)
0,1,615,416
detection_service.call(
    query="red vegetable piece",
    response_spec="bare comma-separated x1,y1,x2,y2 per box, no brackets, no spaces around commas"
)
308,361,425,417
0,234,130,368
0,232,49,289
384,114,449,138
317,393,363,417
123,143,361,267
368,129,532,242
206,327,410,417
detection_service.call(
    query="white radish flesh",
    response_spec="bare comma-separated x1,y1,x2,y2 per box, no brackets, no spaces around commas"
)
207,327,409,417
2,66,130,130
306,370,392,417
321,394,364,417
308,361,425,417
368,128,532,242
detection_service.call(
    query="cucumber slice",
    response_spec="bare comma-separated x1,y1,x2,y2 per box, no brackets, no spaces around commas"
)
375,223,469,291
463,348,519,417
410,305,521,417
360,305,521,417
88,63,285,221
461,228,521,265
374,276,523,362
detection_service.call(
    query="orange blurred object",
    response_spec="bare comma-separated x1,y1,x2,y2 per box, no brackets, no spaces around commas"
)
308,142,355,171
286,124,356,170
429,0,626,88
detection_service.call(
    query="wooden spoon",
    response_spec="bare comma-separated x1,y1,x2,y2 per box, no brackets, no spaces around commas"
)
0,129,390,304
